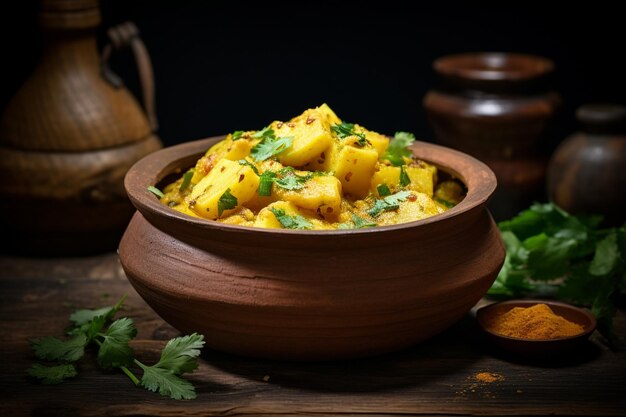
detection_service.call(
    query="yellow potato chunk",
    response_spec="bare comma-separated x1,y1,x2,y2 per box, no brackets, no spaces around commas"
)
406,163,437,196
375,192,445,226
273,174,342,220
318,103,342,125
333,144,379,198
191,133,256,183
370,165,401,196
356,125,389,156
272,107,333,167
434,180,465,206
189,159,259,220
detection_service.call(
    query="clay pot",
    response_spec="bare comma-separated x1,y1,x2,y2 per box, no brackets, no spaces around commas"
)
547,104,626,226
118,136,505,361
0,0,161,255
423,52,560,220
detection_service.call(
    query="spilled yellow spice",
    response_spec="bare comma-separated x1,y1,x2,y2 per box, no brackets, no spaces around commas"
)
484,303,584,339
474,372,504,383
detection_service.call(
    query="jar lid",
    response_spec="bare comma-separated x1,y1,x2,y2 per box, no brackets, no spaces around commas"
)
577,103,626,134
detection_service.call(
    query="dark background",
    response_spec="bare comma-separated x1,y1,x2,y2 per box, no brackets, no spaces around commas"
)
2,1,625,152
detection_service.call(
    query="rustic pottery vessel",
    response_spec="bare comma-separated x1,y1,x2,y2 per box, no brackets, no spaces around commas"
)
119,136,505,361
547,103,626,226
423,52,560,221
0,0,161,255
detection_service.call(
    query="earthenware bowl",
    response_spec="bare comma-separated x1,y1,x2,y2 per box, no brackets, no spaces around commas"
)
476,299,597,358
119,136,504,360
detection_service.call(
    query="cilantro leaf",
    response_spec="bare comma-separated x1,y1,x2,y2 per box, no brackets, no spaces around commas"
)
70,295,125,326
589,230,619,276
150,333,205,374
139,366,197,400
331,122,368,146
217,188,238,216
31,333,87,362
97,318,137,369
252,126,273,139
381,131,415,166
367,190,411,217
232,130,245,141
250,136,293,162
27,363,77,385
524,233,577,280
137,333,205,400
274,167,312,191
269,208,312,229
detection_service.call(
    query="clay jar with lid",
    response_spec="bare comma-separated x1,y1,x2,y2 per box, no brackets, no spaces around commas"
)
547,104,626,226
0,0,162,255
423,52,560,220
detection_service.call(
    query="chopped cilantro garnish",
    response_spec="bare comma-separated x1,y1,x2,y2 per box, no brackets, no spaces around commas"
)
435,198,455,208
381,131,416,166
367,190,412,217
238,159,259,175
258,171,276,196
399,165,410,186
351,214,377,228
232,130,245,141
147,186,164,199
331,122,368,146
250,135,293,162
217,188,238,216
179,170,194,192
377,183,391,197
274,167,312,191
252,126,274,139
269,208,312,229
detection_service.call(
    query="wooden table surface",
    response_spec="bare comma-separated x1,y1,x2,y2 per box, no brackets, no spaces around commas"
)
1,253,624,417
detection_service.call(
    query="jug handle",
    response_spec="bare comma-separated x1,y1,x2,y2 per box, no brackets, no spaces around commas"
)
101,21,158,131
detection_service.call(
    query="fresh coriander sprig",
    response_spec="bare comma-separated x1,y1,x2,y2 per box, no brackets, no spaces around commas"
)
27,296,205,400
381,131,416,166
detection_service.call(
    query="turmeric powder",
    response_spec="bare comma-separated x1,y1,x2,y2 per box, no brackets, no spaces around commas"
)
483,303,584,339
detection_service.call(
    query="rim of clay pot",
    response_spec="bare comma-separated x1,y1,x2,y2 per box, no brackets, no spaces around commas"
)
123,136,497,246
434,52,554,82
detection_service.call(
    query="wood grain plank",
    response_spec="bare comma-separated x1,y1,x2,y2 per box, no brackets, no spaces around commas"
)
1,254,624,416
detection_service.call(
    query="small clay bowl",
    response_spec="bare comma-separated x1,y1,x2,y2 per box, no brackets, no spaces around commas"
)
476,300,597,358
119,136,505,360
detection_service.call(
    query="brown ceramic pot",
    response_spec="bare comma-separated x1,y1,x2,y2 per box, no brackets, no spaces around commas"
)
547,104,626,226
423,52,560,220
119,137,505,360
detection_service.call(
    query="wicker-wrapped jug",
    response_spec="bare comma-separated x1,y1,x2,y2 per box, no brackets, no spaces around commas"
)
0,0,162,255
